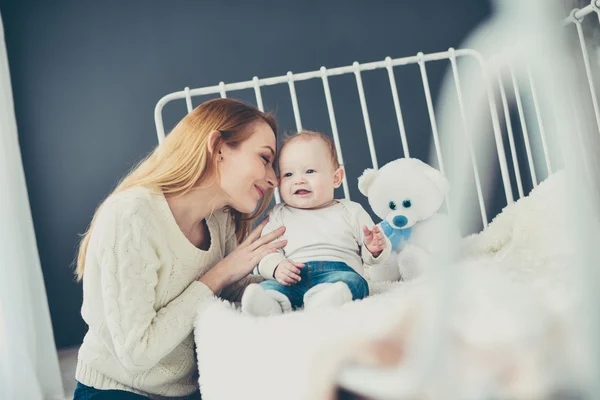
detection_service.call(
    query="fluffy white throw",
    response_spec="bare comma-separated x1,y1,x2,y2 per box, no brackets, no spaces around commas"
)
194,172,589,399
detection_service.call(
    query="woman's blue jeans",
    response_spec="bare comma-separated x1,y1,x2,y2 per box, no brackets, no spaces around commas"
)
73,382,200,399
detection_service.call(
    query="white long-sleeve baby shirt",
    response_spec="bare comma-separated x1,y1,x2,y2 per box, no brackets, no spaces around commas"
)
257,200,391,279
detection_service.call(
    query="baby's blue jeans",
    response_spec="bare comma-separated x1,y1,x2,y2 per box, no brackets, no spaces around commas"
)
259,261,369,309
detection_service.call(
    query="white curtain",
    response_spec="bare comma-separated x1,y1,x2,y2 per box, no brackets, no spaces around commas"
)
0,11,65,400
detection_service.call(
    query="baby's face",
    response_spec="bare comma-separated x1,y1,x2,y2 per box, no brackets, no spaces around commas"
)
278,138,341,209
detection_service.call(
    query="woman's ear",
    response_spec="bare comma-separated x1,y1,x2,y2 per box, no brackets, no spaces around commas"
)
207,130,222,156
333,167,345,188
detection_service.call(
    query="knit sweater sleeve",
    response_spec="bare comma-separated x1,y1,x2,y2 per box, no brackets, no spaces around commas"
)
92,198,214,374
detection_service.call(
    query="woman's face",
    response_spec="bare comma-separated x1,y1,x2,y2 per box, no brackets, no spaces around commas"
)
218,121,277,214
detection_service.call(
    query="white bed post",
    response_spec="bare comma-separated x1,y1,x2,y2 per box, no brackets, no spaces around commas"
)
321,66,351,200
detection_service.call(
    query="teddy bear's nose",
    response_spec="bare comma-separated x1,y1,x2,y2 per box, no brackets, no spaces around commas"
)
393,215,408,228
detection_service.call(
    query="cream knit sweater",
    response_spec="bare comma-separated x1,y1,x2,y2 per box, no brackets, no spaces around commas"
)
76,187,261,398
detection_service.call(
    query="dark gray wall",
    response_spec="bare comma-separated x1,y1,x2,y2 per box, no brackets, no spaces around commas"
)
1,0,491,349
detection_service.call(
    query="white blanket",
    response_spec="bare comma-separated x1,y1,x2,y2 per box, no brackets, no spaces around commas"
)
194,172,587,399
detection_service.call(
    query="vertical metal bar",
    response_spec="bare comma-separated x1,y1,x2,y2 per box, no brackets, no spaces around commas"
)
287,71,303,131
497,69,525,199
449,48,488,227
571,9,600,133
252,76,265,112
154,103,166,143
385,56,410,157
478,59,514,205
252,76,281,204
219,81,227,98
184,87,193,113
508,60,538,187
525,61,553,175
417,52,445,174
353,62,378,169
321,66,351,200
569,90,594,188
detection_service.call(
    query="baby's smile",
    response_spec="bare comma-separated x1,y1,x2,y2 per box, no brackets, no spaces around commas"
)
294,189,312,196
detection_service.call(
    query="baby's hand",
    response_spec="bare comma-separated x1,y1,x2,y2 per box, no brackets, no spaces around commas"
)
273,259,305,286
363,225,387,257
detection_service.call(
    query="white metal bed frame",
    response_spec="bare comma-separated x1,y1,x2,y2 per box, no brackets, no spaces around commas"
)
154,49,496,221
154,0,600,397
153,1,600,230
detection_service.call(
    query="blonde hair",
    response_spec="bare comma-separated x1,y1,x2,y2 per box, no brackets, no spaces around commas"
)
280,130,340,168
75,98,277,281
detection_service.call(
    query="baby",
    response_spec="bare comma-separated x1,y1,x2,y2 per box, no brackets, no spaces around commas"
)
241,130,391,316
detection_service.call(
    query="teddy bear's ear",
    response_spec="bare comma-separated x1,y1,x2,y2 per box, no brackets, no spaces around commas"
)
424,167,450,196
358,168,378,196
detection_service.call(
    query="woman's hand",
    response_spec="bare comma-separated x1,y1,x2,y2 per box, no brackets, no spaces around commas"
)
200,218,286,294
273,259,305,286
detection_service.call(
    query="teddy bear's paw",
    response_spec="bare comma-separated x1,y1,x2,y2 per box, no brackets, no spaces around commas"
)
368,263,402,282
398,245,434,281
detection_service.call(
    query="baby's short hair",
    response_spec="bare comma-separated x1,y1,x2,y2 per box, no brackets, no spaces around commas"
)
280,130,340,169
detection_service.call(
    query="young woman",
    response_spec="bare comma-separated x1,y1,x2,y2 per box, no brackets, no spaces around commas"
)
73,99,286,399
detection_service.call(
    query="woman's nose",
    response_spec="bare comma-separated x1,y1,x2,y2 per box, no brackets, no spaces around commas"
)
265,166,277,188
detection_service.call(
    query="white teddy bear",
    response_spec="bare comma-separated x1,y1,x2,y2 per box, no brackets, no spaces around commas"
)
358,158,459,281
